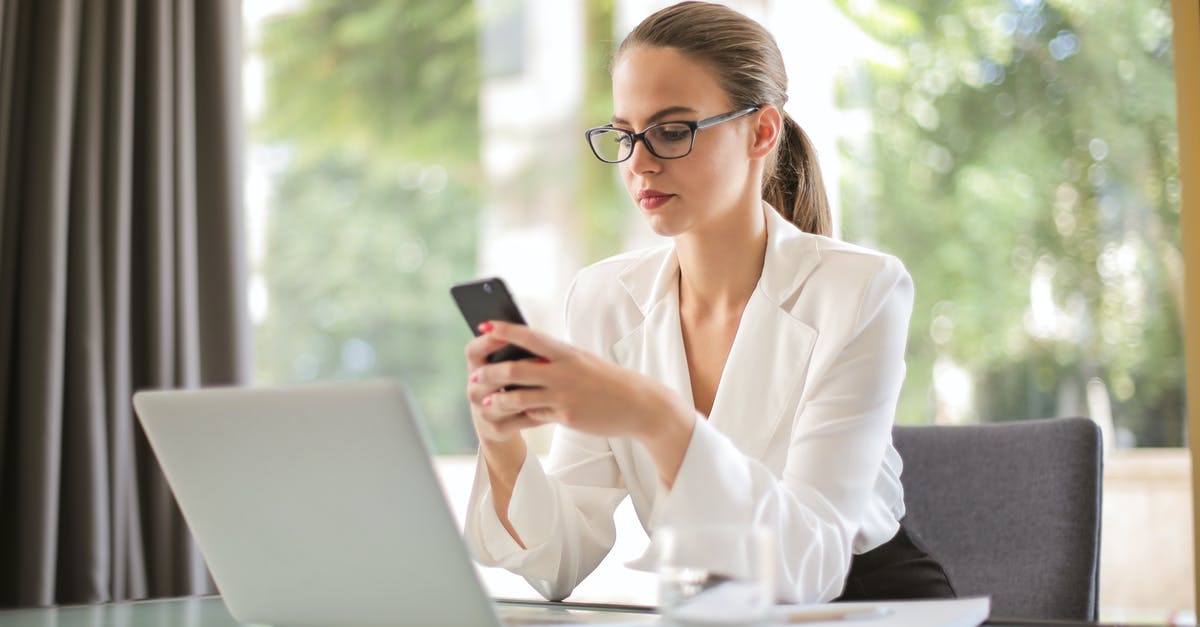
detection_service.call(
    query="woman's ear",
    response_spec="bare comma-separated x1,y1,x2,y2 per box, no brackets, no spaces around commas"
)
749,105,783,159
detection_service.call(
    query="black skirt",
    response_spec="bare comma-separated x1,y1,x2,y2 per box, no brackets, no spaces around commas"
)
833,523,957,602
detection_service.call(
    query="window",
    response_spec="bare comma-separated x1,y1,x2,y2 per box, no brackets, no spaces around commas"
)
833,1,1183,448
245,0,484,452
244,0,1188,618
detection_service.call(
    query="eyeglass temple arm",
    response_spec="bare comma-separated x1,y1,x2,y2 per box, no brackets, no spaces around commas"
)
695,105,763,130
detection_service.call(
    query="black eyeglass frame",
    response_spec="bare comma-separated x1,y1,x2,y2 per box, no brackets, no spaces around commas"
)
584,105,763,164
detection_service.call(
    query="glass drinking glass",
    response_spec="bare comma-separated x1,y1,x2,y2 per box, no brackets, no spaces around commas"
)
654,523,775,626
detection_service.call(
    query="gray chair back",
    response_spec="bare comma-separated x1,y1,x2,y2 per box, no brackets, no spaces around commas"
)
892,417,1102,621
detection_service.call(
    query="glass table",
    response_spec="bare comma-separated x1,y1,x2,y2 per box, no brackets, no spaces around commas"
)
0,595,658,627
0,594,1111,626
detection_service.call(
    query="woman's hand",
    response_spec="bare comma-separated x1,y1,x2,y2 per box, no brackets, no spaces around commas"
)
463,322,536,548
469,320,697,485
464,325,544,444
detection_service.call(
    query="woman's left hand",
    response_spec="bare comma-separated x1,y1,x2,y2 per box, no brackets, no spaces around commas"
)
470,320,695,446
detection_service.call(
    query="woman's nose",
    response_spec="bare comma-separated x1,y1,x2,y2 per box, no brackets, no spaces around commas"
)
626,138,661,174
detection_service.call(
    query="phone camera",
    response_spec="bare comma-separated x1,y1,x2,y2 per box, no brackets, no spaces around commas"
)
483,282,493,294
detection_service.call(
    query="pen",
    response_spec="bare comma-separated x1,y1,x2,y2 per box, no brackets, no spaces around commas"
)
781,605,892,623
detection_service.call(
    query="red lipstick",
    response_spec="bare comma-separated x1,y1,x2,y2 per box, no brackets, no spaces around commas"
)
636,188,675,210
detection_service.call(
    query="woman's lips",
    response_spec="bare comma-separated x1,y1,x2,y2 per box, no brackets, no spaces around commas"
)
637,189,675,210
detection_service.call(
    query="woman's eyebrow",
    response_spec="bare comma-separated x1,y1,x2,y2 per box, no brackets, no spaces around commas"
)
610,106,700,126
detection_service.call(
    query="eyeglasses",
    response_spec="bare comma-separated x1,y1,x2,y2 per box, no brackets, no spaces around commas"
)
584,105,762,164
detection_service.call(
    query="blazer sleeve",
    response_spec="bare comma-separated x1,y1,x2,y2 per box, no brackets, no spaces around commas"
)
652,255,914,603
462,276,629,601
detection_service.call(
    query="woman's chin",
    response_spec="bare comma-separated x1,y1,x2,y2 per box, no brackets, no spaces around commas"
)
642,212,688,238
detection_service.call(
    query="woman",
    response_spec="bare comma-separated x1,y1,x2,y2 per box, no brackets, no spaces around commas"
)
461,1,955,604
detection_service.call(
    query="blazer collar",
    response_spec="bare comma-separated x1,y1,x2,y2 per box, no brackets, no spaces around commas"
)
618,202,822,316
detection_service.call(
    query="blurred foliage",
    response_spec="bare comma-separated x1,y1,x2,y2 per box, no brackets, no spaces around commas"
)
580,0,628,262
835,0,1184,444
250,0,1184,451
252,0,628,453
258,0,480,170
253,0,481,452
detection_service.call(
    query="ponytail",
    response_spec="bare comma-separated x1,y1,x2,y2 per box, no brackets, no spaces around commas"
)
618,3,833,236
764,112,831,237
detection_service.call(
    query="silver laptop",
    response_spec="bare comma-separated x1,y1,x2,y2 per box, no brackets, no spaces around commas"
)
133,380,567,627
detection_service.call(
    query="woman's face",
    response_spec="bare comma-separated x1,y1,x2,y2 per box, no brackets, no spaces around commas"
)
611,46,761,237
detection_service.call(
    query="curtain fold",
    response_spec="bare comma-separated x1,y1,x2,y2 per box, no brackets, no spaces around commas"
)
0,0,248,608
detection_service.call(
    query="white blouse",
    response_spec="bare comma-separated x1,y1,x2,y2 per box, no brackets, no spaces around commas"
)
464,203,913,604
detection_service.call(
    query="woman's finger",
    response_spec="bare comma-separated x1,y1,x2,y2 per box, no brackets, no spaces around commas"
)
472,388,527,424
484,386,554,417
466,380,501,406
489,414,544,437
483,321,568,362
464,332,517,367
471,359,552,391
522,407,557,423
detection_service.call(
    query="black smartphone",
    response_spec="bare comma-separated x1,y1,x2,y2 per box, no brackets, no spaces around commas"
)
449,277,540,363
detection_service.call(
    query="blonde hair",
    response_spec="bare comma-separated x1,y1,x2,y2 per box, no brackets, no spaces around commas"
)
615,1,832,236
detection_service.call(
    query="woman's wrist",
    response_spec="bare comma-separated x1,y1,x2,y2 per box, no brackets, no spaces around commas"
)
480,433,527,490
636,381,696,488
479,434,529,549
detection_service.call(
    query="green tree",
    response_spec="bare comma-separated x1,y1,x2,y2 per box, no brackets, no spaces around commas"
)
580,0,628,262
253,0,482,452
836,1,1183,444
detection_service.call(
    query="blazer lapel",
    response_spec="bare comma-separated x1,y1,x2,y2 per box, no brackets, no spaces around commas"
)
611,204,825,460
706,288,817,459
612,246,695,412
612,248,693,499
707,204,823,458
611,285,694,408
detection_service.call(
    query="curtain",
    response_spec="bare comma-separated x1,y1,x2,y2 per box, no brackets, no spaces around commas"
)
0,0,249,608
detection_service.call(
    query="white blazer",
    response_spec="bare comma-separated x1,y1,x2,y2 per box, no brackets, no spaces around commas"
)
464,203,913,603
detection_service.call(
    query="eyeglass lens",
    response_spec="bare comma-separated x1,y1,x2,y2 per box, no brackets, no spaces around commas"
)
589,123,694,163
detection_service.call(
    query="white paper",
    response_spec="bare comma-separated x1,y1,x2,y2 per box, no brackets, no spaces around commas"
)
771,596,990,627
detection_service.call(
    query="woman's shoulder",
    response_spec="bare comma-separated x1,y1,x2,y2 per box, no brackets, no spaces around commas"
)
778,233,913,338
763,203,907,285
798,232,910,288
761,223,913,337
811,232,902,264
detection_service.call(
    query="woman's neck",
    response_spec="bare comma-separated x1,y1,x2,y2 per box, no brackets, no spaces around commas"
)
674,200,768,316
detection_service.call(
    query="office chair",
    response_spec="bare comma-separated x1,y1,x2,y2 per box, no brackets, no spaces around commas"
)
892,417,1103,621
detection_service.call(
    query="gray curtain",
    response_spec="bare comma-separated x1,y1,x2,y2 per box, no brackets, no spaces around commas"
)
0,0,249,608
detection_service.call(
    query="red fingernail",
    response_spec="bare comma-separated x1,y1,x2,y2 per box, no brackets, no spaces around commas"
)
478,321,494,333
470,372,478,383
482,395,492,406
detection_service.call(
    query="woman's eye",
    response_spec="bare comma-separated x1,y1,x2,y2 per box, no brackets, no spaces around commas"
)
653,126,691,143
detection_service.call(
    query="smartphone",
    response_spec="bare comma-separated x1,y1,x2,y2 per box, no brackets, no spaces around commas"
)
449,277,540,363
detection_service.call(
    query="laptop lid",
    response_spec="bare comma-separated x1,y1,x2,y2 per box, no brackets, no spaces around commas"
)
132,380,503,627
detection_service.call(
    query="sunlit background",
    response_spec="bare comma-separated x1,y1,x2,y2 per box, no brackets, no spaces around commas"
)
243,0,1188,622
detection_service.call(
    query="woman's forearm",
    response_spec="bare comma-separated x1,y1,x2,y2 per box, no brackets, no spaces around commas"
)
481,436,529,548
638,384,697,489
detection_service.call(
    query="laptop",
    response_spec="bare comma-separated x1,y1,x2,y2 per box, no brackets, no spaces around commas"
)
132,380,635,627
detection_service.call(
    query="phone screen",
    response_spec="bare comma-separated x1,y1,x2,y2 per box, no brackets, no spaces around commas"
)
449,277,539,363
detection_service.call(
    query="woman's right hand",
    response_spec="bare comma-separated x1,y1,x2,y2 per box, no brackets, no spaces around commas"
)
464,323,535,548
464,324,545,444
